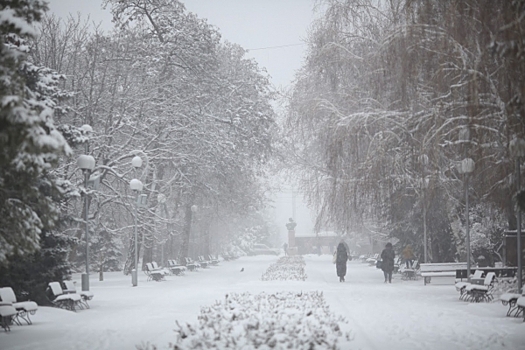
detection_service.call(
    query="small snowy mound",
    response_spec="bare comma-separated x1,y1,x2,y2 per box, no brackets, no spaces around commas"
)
171,291,350,349
261,255,307,281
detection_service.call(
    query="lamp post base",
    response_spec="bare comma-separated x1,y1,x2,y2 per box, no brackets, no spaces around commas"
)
81,273,89,291
131,269,138,287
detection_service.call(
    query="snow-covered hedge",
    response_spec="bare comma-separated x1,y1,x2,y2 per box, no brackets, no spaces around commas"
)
168,291,350,349
261,256,307,281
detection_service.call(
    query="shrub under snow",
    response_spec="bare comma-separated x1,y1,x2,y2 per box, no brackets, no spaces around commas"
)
169,291,350,349
261,256,307,281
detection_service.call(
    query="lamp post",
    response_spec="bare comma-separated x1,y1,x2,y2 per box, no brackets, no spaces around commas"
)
158,193,167,265
509,137,525,293
77,154,95,292
419,154,429,263
457,158,475,280
130,155,144,287
191,205,198,256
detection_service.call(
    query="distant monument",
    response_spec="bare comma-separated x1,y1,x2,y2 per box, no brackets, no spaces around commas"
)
286,218,297,255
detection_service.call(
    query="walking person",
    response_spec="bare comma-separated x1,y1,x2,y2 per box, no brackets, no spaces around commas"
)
283,242,288,256
402,244,415,268
335,240,349,282
381,242,395,283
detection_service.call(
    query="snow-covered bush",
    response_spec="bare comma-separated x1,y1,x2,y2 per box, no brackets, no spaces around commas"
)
261,256,307,281
166,291,350,349
491,278,520,300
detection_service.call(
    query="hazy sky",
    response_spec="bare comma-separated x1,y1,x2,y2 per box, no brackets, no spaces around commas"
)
45,0,317,89
44,0,318,238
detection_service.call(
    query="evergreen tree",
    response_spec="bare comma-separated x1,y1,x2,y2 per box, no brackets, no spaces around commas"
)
0,0,71,265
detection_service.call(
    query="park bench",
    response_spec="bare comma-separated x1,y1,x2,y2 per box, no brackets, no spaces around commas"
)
47,282,82,311
455,270,484,300
419,262,469,285
198,256,211,268
207,254,220,265
0,287,38,325
61,280,94,309
0,303,17,331
184,257,200,271
167,259,187,275
463,272,496,302
500,292,524,317
399,260,419,280
145,262,169,281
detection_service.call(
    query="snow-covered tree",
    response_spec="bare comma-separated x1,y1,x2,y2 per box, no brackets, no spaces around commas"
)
286,0,520,262
0,0,71,265
30,0,277,274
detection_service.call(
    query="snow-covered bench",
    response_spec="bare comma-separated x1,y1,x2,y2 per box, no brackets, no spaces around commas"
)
184,257,200,271
455,270,484,300
145,262,169,281
167,259,187,275
400,260,419,280
47,282,82,311
0,287,38,325
61,280,94,309
420,262,469,285
207,254,220,266
463,272,496,302
500,292,524,317
0,303,17,331
197,256,210,268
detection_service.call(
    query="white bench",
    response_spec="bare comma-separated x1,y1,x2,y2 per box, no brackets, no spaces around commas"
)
501,292,524,317
0,287,38,325
463,272,496,302
47,282,82,311
62,281,94,309
167,259,187,275
455,270,483,300
0,303,17,331
420,262,469,285
144,262,169,281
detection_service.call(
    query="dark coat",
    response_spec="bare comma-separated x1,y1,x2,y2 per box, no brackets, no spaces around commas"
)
335,243,348,277
380,247,395,273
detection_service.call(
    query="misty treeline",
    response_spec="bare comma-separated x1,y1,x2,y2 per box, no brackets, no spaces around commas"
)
0,0,281,301
286,0,525,263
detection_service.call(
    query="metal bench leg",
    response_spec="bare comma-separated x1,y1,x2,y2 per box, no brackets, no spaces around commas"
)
15,310,31,325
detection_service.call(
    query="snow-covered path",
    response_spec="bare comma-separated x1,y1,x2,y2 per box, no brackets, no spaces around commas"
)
1,255,524,350
305,256,525,350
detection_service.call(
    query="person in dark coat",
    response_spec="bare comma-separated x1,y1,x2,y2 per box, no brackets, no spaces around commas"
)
335,241,349,282
381,242,395,283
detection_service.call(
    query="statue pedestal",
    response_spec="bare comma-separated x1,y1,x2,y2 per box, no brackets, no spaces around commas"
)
287,229,297,255
288,246,298,256
288,229,296,247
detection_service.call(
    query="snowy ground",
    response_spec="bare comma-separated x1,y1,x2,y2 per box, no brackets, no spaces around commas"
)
1,255,524,350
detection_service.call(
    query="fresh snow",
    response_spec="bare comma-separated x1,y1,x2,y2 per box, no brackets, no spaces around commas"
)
1,255,524,350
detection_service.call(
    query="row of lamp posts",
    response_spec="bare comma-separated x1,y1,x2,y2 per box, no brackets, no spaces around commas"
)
76,124,147,290
77,125,524,293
